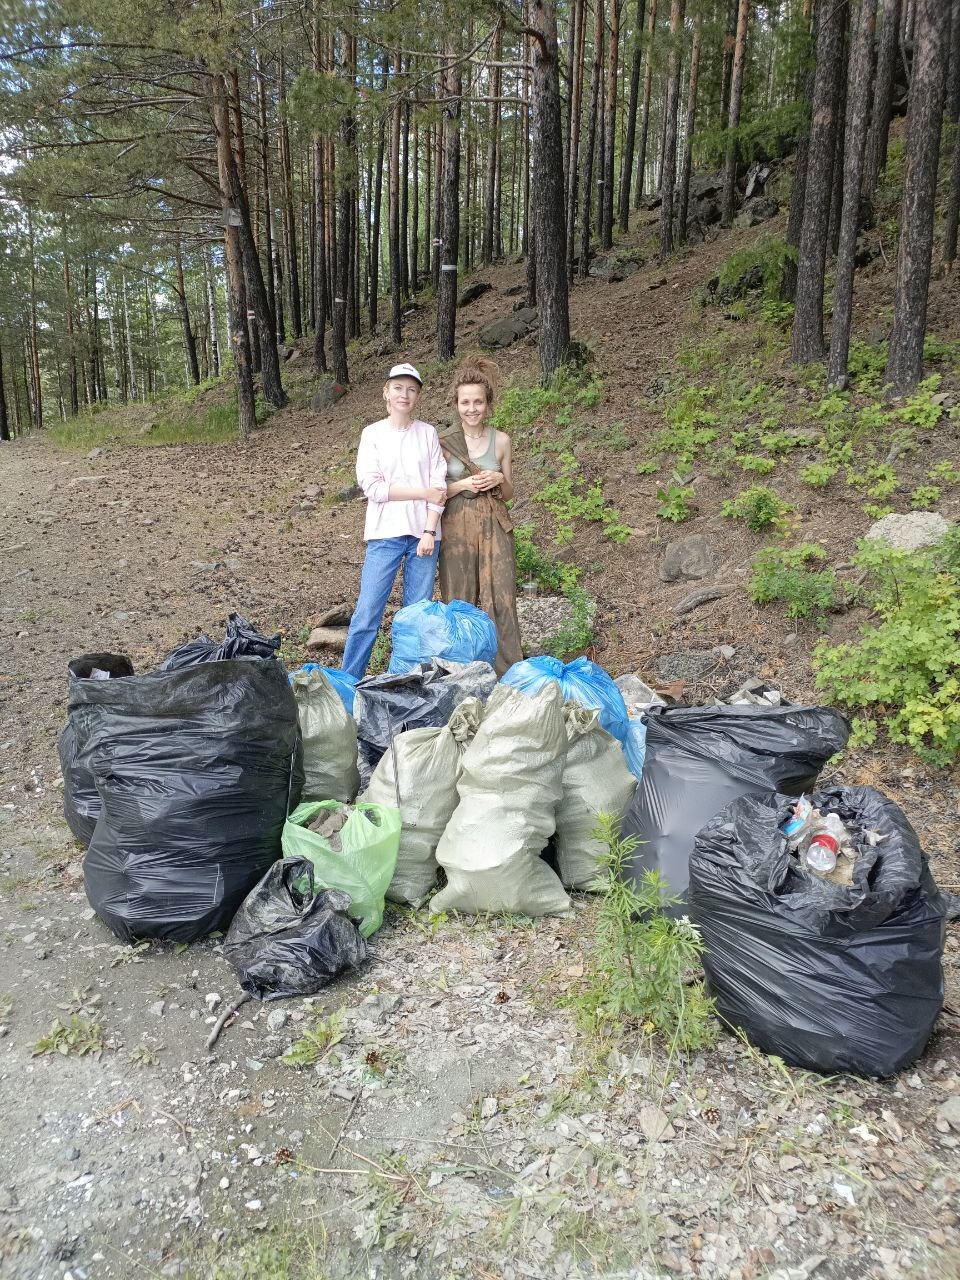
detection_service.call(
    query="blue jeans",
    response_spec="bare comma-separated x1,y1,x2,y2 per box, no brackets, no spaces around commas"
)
341,535,440,679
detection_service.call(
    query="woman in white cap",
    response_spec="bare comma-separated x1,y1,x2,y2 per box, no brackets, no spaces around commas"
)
341,363,447,679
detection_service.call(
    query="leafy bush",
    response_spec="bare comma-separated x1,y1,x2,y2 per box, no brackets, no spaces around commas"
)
893,375,944,429
800,461,838,488
749,544,838,621
707,236,798,305
814,529,960,764
656,481,696,522
722,485,793,533
910,484,941,509
693,102,808,168
571,815,717,1052
535,453,629,544
740,454,776,476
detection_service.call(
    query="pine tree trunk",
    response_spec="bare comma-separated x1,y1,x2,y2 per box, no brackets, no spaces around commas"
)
579,0,605,276
790,0,846,364
828,0,878,387
634,0,659,207
828,20,850,255
566,0,586,280
886,0,950,394
389,52,403,345
204,251,222,377
62,234,79,417
720,0,738,122
721,0,751,225
211,73,256,437
370,109,386,330
174,236,201,385
676,9,702,244
121,267,137,403
432,121,443,292
618,0,646,230
862,0,902,210
782,5,816,302
254,43,277,339
437,42,462,360
529,0,571,376
400,89,410,298
411,119,420,291
483,21,504,264
658,0,686,257
277,64,302,340
0,340,10,441
601,0,623,249
940,0,960,271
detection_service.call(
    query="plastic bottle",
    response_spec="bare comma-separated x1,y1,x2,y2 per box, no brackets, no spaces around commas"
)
782,796,815,850
805,830,839,873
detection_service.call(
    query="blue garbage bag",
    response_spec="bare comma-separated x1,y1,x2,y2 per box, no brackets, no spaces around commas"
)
623,716,647,780
500,656,629,743
290,663,357,716
388,599,497,675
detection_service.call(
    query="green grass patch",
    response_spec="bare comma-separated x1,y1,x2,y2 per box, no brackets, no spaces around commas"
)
749,543,839,622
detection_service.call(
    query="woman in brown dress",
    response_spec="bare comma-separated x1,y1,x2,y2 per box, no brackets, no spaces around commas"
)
437,358,524,675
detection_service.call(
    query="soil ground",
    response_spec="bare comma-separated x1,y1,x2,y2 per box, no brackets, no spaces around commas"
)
1,193,959,1280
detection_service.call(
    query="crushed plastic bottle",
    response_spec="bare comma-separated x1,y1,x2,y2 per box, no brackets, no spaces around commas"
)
805,831,839,873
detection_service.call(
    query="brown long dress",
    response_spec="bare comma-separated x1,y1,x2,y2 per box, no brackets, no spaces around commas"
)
437,422,524,676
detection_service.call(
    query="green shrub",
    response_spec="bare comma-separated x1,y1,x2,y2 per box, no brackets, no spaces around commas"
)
722,485,793,533
570,814,717,1052
708,235,798,304
513,524,594,657
894,375,944,429
910,484,941,509
656,481,696,522
749,544,838,621
814,529,960,764
740,454,776,476
800,461,838,488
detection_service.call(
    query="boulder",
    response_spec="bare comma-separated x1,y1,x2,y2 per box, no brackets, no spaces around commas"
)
660,534,716,583
479,307,538,350
733,196,779,228
865,512,950,552
306,626,348,653
311,378,348,411
458,280,493,307
743,162,772,200
313,603,354,628
592,255,640,282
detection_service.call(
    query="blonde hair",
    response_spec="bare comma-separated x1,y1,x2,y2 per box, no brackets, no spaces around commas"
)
452,356,498,407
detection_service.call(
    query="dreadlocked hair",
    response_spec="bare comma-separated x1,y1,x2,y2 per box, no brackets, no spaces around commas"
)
452,356,499,406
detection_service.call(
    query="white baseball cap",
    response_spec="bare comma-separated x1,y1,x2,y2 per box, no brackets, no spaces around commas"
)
386,362,423,386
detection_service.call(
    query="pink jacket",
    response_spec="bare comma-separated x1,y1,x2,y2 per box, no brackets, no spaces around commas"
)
355,418,448,542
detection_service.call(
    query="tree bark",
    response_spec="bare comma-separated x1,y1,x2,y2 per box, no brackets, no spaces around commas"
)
529,0,571,376
940,0,960,271
721,0,751,225
633,0,658,206
389,51,403,345
601,0,624,249
828,0,878,387
658,0,686,257
579,0,605,276
483,20,504,264
332,28,354,386
436,42,462,361
369,107,386,330
782,4,816,302
676,8,702,244
62,232,79,417
828,17,850,255
618,0,647,230
211,73,256,437
719,0,738,123
566,0,586,279
400,87,410,298
862,0,902,209
0,340,10,441
790,0,846,364
277,61,302,340
886,0,950,394
174,235,201,385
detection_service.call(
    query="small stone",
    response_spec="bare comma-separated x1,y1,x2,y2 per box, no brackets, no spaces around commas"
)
205,993,222,1012
149,1001,166,1018
779,1155,803,1172
637,1105,676,1142
715,644,737,661
219,1177,230,1190
244,1199,262,1211
303,484,322,500
335,484,361,503
266,1008,289,1033
21,932,36,946
866,511,950,552
87,447,105,460
936,1095,960,1132
481,1096,498,1119
660,534,716,583
306,626,348,653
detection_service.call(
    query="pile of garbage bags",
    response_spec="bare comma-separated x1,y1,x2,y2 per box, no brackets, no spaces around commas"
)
62,617,304,945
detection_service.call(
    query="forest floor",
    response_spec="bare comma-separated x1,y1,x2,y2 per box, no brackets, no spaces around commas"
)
2,189,960,1280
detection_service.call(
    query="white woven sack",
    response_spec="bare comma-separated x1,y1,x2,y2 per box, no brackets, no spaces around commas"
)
556,702,637,889
291,668,360,803
363,699,483,905
433,682,570,916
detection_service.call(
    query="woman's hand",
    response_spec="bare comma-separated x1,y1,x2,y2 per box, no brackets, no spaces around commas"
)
471,469,503,492
423,486,447,506
416,532,437,557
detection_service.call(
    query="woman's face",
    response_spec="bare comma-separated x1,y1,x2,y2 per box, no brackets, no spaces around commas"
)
384,377,421,416
457,383,490,430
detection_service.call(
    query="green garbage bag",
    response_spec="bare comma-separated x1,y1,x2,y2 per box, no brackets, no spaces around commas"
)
281,800,401,937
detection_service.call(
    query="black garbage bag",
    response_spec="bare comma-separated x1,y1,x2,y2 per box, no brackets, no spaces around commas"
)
354,659,497,788
689,786,947,1076
622,704,850,911
159,612,280,671
76,656,304,943
58,652,135,846
222,857,368,999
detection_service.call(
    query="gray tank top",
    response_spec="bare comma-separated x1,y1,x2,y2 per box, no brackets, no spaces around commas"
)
445,428,499,484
